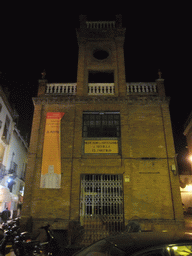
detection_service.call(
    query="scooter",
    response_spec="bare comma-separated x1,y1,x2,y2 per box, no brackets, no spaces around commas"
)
0,218,21,255
0,219,60,256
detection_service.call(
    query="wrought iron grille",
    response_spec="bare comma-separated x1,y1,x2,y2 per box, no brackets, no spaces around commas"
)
83,112,120,138
80,174,124,245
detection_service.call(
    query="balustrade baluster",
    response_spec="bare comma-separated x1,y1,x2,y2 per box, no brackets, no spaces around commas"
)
126,83,157,94
86,21,116,29
45,83,76,94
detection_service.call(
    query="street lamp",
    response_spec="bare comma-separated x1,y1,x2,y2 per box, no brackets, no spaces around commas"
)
7,176,16,192
188,155,192,175
189,155,192,162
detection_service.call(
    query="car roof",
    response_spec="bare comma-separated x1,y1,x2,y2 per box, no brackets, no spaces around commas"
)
105,231,192,253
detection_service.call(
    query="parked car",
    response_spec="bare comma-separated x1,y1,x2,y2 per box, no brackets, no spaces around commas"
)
73,231,192,256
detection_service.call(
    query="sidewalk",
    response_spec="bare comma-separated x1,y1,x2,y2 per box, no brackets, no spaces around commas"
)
6,247,15,256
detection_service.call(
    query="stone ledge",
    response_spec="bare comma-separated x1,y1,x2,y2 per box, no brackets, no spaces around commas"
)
33,95,170,105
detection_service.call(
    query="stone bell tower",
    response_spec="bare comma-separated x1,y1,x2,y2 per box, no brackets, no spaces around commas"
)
76,15,126,97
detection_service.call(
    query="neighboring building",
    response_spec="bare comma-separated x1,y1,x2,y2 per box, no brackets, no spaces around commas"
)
181,112,192,212
0,86,28,216
180,175,192,212
22,15,184,245
184,112,192,165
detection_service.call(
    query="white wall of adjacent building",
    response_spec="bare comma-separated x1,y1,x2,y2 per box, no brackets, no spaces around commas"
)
0,87,28,216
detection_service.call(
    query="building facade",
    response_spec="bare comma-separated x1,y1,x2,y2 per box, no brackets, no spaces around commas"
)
181,111,192,213
184,112,192,166
22,16,184,245
0,86,28,216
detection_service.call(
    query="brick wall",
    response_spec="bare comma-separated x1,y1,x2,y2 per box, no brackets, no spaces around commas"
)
22,17,184,237
22,96,184,232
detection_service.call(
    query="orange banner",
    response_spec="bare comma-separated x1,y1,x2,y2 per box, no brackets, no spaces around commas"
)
40,112,65,188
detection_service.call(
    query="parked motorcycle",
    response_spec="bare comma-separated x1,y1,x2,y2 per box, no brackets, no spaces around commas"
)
0,218,20,255
0,218,60,255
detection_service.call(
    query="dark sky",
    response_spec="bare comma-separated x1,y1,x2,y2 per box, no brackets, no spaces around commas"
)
0,3,191,173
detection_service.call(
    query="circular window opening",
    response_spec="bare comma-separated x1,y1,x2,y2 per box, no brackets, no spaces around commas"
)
93,50,109,60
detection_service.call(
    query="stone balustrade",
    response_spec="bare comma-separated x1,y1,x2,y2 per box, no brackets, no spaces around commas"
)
86,21,116,29
46,83,77,94
45,83,158,95
127,82,157,94
88,83,115,95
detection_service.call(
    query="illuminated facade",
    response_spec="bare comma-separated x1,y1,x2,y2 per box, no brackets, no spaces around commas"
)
22,15,184,245
180,175,192,212
0,86,28,216
181,112,192,212
184,112,192,168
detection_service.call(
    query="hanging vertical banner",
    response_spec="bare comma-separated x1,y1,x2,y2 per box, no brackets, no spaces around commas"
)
40,112,65,188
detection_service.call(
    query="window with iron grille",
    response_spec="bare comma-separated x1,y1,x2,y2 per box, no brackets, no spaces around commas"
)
83,112,120,138
80,174,123,216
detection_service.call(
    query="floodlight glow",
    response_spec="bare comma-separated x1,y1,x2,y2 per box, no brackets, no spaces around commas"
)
7,178,12,183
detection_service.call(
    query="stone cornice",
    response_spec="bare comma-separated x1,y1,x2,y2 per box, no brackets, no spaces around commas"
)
33,95,170,106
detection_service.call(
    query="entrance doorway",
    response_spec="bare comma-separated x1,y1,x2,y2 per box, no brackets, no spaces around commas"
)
80,174,124,245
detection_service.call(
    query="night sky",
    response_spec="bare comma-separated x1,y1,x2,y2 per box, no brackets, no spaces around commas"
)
0,3,191,173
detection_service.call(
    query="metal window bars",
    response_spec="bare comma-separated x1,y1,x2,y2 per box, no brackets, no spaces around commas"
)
80,174,124,245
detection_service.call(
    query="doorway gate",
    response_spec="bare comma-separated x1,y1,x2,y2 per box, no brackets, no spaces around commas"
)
80,174,124,245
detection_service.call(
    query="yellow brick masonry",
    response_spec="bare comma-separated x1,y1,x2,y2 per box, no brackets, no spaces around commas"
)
22,97,184,232
22,16,184,233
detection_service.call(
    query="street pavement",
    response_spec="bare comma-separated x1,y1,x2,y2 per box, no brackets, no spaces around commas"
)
3,216,192,256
